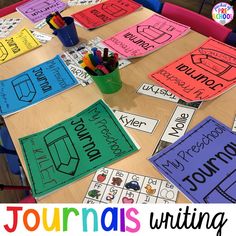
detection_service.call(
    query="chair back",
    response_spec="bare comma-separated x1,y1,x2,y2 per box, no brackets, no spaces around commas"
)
134,0,163,13
225,32,236,47
0,0,30,18
0,127,21,175
161,2,231,42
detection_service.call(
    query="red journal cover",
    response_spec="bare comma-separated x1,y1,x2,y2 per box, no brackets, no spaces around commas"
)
72,0,141,29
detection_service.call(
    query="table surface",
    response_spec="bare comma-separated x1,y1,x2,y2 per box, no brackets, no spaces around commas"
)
1,4,236,203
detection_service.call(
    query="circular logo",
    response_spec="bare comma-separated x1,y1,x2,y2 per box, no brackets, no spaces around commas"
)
212,2,234,25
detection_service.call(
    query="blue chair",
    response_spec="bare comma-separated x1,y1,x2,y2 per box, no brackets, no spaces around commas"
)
230,0,236,6
225,32,236,47
134,0,163,13
0,126,32,197
199,0,216,13
0,127,21,176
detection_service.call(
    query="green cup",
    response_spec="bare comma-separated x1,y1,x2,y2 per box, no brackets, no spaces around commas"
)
91,65,122,94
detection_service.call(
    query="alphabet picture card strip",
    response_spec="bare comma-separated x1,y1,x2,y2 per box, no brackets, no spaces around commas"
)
103,14,190,59
113,110,159,134
149,38,236,102
0,28,41,65
0,55,78,116
83,167,179,204
72,0,142,30
149,116,236,203
137,83,202,109
0,18,22,38
153,106,195,154
19,100,140,198
59,52,85,86
16,0,67,24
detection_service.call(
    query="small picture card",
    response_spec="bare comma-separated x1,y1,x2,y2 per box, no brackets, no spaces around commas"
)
113,110,159,134
0,18,22,38
34,19,47,29
30,30,53,43
68,0,102,6
83,167,179,204
153,106,195,154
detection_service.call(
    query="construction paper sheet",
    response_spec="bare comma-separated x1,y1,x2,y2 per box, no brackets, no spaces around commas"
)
0,28,41,64
72,0,141,29
149,38,236,102
68,0,102,6
103,14,190,58
0,18,22,38
83,167,178,203
17,0,67,23
20,100,139,198
0,55,78,116
149,116,236,203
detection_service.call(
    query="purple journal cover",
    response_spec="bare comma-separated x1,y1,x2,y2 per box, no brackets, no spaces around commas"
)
149,116,236,203
17,0,67,23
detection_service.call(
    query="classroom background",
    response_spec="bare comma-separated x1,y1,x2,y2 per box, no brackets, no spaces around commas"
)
3,0,236,28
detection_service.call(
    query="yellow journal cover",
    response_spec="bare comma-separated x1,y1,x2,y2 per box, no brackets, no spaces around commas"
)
0,28,41,64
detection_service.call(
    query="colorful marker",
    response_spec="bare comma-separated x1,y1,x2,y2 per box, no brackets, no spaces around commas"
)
96,64,109,74
83,54,96,70
80,48,119,76
96,50,103,63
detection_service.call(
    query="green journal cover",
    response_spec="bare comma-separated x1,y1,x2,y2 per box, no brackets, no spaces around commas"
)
19,100,139,198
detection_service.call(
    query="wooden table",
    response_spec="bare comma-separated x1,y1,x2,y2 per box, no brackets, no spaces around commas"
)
1,5,236,203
